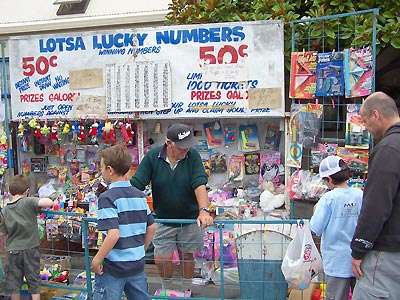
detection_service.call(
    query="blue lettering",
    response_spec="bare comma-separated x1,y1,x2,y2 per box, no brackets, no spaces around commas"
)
39,37,85,52
156,26,246,45
182,29,199,43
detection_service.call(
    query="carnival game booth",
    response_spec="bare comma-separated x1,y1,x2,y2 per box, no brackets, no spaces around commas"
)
4,20,298,299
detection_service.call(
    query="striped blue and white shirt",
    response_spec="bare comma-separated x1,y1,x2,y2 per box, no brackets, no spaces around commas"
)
97,180,154,277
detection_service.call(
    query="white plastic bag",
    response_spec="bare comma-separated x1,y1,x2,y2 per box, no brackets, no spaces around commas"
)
281,220,323,290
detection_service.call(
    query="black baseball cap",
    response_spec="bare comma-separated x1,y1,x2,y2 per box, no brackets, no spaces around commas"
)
167,123,194,149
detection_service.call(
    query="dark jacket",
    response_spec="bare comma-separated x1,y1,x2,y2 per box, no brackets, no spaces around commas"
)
130,145,208,220
351,123,400,259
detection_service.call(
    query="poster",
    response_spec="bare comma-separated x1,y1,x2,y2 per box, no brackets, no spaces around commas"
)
9,21,285,120
344,46,373,98
289,51,317,99
315,51,344,97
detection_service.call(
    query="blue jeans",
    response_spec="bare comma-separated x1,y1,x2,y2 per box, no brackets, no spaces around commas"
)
93,271,150,300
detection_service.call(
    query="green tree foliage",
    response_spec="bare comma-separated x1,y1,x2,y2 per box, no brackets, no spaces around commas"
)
166,0,400,67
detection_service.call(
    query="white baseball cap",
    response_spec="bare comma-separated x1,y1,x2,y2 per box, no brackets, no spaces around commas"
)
319,155,345,178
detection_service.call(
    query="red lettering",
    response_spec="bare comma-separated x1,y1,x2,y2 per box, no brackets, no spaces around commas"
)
19,94,44,102
49,93,75,102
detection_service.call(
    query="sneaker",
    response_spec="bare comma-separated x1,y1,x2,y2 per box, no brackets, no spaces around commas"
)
154,289,192,298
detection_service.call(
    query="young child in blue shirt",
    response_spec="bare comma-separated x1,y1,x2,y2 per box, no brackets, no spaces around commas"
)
310,155,363,300
91,143,156,300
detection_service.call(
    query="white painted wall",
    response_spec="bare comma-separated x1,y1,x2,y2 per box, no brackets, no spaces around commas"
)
0,0,170,35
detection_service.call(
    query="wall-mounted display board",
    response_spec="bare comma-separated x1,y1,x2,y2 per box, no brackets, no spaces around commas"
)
8,20,285,120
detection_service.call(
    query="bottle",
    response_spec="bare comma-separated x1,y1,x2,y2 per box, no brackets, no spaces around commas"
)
319,283,326,300
312,288,321,300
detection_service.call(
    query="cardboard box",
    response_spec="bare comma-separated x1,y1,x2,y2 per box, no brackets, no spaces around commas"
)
40,255,71,270
288,282,319,300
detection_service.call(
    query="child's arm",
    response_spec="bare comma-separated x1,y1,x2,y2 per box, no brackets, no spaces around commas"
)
144,223,156,251
91,228,119,274
38,197,54,208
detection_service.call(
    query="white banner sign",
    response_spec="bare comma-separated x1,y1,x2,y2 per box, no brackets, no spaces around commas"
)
9,20,285,120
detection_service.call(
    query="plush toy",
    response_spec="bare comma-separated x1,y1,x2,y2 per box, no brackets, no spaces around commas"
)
50,122,58,142
77,124,85,143
33,124,42,138
103,121,116,144
88,122,99,146
57,120,64,141
259,181,285,213
96,122,104,137
120,122,131,145
125,121,134,145
28,118,38,129
17,121,26,137
71,121,80,142
29,118,42,138
40,122,51,136
63,123,70,135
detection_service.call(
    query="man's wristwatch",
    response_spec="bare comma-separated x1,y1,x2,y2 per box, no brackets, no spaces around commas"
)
199,206,211,213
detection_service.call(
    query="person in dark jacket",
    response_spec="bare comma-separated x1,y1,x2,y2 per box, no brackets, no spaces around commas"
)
351,92,400,300
131,123,213,297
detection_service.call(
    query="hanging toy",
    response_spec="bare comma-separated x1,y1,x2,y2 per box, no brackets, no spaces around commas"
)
103,121,116,144
40,122,51,136
29,118,42,138
0,126,7,176
71,121,80,142
50,122,58,142
97,122,104,137
62,122,70,142
40,120,51,144
120,122,128,144
126,121,134,144
121,120,133,145
63,123,70,135
28,118,38,129
77,123,86,143
88,121,99,146
18,121,26,137
33,124,42,138
57,120,65,142
21,135,30,152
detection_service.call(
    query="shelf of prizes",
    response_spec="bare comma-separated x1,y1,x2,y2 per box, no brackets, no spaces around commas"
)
5,115,295,300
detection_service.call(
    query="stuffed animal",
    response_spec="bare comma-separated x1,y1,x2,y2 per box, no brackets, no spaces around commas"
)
259,191,284,212
125,121,134,144
96,122,104,137
103,121,116,144
17,122,26,137
77,124,85,143
71,121,80,142
63,123,70,135
33,124,42,138
40,122,51,136
57,120,65,141
50,122,58,142
120,122,131,145
88,122,99,146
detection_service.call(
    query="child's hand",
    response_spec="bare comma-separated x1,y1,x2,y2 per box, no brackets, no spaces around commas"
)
91,257,104,275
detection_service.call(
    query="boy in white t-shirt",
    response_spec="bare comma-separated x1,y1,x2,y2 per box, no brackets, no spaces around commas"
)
310,156,363,300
